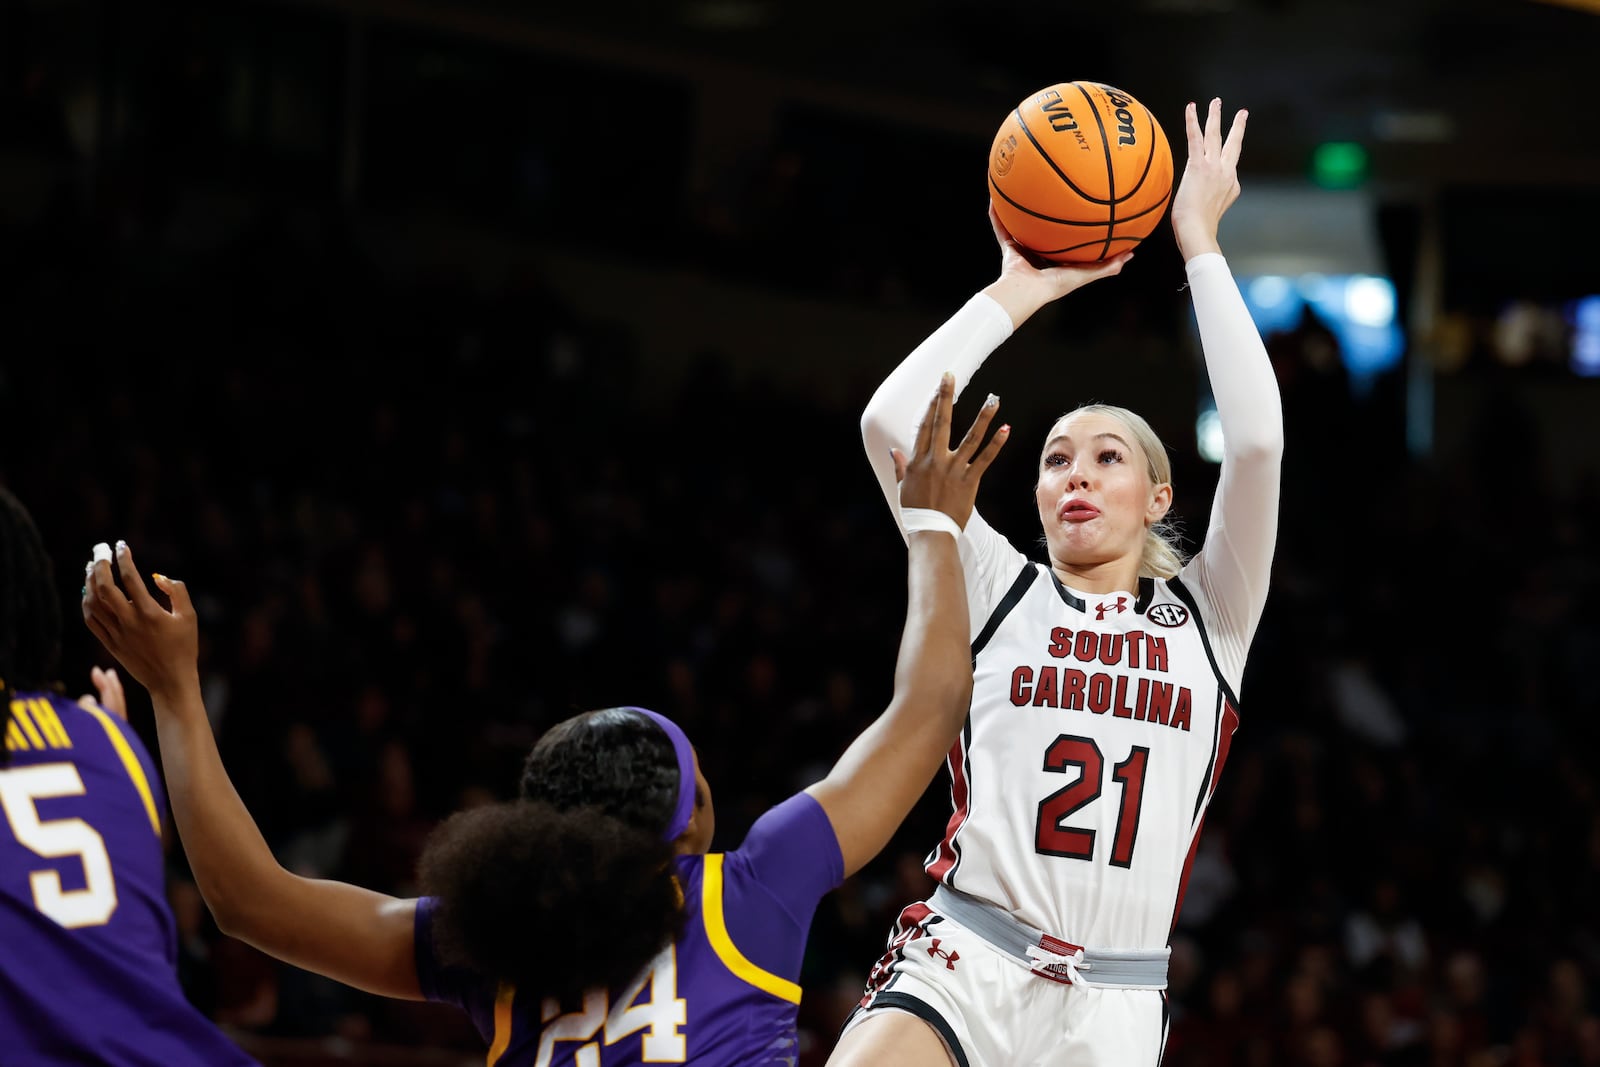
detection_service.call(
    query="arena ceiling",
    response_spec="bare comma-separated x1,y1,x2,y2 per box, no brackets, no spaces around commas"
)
280,0,1598,188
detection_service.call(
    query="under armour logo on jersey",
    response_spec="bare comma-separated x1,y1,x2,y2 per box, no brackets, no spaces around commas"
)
927,939,960,970
1095,596,1128,621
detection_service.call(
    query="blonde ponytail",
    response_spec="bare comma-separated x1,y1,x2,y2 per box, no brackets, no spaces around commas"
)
1141,524,1185,580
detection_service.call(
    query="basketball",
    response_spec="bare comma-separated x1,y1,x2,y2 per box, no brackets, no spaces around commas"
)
988,82,1174,263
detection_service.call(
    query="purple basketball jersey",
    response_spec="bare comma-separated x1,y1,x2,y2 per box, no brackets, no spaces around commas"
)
0,692,257,1066
416,791,845,1066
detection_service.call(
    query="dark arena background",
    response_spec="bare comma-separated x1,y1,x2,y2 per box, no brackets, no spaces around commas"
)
4,1,1600,1064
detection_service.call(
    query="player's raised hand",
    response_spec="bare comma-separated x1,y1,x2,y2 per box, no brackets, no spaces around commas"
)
989,202,1134,301
892,372,1009,530
78,665,127,720
983,203,1132,329
81,540,200,703
1171,98,1247,261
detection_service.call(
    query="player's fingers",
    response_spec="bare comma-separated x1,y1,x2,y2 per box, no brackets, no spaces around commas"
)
1220,108,1248,167
1205,98,1223,156
87,549,130,624
83,608,117,653
953,393,1000,461
967,423,1012,478
1183,101,1202,158
90,541,112,578
81,594,116,643
935,372,957,450
80,570,96,622
891,448,908,484
153,573,195,620
923,372,954,454
77,694,98,712
1089,251,1134,282
911,382,941,460
988,201,1017,248
98,667,127,719
115,541,161,615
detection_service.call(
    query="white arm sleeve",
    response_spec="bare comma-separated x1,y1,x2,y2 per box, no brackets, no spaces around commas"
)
957,510,1033,637
1178,253,1284,695
861,293,1030,626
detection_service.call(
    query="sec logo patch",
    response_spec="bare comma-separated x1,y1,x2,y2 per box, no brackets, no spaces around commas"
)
1147,603,1189,628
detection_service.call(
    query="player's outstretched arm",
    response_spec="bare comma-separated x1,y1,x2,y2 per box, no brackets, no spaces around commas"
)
861,209,1129,539
83,543,422,1001
1172,100,1283,653
810,374,1006,877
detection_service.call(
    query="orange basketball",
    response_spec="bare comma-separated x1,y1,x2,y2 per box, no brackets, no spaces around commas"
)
989,82,1173,263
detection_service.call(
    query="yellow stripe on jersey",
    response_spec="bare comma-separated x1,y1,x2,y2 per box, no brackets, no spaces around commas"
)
701,853,802,1004
81,703,161,837
27,699,73,748
486,983,515,1065
5,717,31,751
10,701,46,749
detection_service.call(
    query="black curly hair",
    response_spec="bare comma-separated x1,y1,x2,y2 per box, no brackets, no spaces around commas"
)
417,707,689,1004
0,488,62,768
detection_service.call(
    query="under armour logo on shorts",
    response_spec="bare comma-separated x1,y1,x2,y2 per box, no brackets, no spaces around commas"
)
927,939,960,970
1095,596,1128,620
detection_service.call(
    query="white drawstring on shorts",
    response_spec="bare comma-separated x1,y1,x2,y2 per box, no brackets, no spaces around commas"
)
1026,942,1092,985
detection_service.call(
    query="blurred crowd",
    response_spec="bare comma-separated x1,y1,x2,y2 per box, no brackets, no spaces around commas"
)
5,147,1600,1067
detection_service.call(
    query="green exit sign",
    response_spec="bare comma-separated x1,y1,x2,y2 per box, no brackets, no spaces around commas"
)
1311,142,1369,188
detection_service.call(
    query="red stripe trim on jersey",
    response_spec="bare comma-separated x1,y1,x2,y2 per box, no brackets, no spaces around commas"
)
1171,699,1239,934
1170,816,1208,937
860,902,935,1006
924,725,971,883
1213,702,1239,796
1163,576,1243,715
1191,690,1232,822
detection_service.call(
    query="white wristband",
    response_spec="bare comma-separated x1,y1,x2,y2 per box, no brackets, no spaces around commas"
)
902,507,962,540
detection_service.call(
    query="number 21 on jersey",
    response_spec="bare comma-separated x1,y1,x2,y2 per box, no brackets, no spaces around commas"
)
536,945,687,1066
1034,734,1150,867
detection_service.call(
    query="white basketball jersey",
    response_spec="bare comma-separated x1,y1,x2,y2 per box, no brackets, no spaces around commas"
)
928,512,1243,951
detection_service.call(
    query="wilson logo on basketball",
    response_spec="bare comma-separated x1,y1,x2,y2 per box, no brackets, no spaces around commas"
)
993,134,1018,177
927,940,960,971
1099,84,1138,146
1147,604,1189,628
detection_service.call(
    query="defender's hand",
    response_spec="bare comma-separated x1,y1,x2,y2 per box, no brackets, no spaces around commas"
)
894,372,1009,530
82,541,200,704
78,666,127,720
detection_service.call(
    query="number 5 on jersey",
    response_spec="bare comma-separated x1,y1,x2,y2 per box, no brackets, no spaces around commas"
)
0,763,118,928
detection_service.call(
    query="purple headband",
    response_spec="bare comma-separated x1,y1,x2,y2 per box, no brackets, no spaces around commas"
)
627,707,696,842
